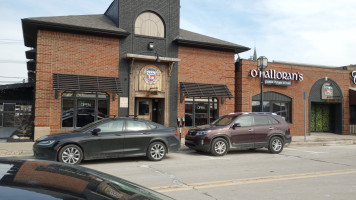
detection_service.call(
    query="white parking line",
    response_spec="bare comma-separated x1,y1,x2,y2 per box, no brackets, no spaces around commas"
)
287,148,327,154
202,157,231,161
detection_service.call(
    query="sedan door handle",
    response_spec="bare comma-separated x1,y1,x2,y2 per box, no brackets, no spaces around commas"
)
142,132,151,135
115,134,122,136
248,129,254,132
269,127,274,130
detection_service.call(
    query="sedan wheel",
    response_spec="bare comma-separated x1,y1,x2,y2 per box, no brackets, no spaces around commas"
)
58,144,83,165
147,142,166,161
268,137,284,154
211,138,228,156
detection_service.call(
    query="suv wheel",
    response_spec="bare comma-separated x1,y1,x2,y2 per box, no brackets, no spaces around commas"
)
211,138,228,156
268,137,284,154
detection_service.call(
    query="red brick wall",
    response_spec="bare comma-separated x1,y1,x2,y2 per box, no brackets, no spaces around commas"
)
178,46,236,136
35,30,119,134
238,59,352,135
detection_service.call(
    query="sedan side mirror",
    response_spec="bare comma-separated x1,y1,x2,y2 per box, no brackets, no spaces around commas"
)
232,123,241,129
92,128,101,136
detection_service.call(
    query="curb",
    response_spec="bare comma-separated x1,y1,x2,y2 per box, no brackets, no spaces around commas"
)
1,139,356,158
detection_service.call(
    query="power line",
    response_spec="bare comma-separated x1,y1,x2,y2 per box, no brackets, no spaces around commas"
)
0,39,23,41
0,81,27,84
0,39,23,45
0,76,27,79
0,60,26,64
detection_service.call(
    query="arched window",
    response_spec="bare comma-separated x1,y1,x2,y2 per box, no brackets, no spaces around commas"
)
135,12,165,38
252,92,292,123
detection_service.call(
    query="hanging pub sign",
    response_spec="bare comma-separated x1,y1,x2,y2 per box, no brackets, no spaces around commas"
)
139,65,162,92
249,69,303,86
321,83,333,100
143,66,160,85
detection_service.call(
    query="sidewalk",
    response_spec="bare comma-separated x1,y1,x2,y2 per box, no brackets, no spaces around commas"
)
0,133,356,158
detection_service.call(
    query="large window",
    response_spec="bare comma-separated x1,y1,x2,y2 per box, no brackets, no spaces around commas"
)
135,12,165,38
61,92,109,128
252,92,292,123
185,98,218,127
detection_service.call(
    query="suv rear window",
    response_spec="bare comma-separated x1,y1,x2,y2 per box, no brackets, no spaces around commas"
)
268,116,279,124
254,116,269,125
253,116,280,125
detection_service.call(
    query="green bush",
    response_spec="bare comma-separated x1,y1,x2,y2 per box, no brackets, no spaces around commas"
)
310,105,316,132
311,104,330,132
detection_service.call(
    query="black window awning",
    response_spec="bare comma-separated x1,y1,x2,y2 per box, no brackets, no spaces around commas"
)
53,73,122,94
180,82,233,99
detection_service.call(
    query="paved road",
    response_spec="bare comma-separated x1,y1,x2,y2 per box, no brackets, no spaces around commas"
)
81,145,356,200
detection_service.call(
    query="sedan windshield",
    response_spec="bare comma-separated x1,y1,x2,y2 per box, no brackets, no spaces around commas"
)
211,114,239,126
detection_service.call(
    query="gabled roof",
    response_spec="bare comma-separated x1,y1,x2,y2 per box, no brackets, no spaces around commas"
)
22,14,129,47
22,15,249,53
176,29,250,53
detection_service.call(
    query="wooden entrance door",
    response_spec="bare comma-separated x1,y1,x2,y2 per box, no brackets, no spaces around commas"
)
136,99,152,121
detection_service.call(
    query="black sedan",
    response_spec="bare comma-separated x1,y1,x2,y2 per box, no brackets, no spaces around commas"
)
0,158,174,200
33,118,180,164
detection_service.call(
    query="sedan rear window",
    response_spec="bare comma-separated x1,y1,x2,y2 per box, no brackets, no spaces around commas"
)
127,121,150,131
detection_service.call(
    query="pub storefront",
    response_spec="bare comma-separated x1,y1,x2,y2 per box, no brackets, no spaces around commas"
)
237,59,356,135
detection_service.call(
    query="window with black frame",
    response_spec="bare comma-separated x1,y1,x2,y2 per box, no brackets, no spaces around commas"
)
61,92,109,128
252,92,292,123
184,98,218,127
252,101,291,123
0,104,3,127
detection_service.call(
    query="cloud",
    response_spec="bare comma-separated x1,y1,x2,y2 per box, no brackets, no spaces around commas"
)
0,0,113,84
231,0,356,66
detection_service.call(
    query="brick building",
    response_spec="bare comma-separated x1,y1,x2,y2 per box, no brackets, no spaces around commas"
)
236,59,356,136
21,0,249,140
14,0,356,141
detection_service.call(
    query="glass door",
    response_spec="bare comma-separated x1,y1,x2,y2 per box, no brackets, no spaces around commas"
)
76,99,95,127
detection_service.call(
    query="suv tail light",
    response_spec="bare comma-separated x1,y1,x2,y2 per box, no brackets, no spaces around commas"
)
288,124,291,131
174,132,179,136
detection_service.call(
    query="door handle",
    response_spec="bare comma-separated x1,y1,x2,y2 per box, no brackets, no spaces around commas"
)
142,132,151,135
115,134,122,136
248,129,254,132
269,127,274,130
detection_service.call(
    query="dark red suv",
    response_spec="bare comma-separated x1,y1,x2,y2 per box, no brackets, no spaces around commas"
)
185,112,292,156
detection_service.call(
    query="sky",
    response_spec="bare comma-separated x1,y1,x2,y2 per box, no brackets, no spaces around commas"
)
1,0,356,85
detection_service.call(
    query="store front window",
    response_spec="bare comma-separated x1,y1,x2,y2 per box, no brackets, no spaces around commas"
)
185,98,218,127
61,92,109,128
252,92,292,123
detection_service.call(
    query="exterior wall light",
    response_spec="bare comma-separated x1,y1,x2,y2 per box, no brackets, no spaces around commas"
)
148,42,154,51
257,56,268,112
155,53,161,62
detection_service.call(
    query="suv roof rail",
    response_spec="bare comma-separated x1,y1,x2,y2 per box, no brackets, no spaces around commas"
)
227,112,278,116
253,112,278,115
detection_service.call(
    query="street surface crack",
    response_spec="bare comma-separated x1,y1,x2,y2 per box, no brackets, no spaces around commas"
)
139,165,188,187
140,165,219,199
280,153,353,167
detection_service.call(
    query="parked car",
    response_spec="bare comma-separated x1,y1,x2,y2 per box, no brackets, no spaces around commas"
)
185,112,292,156
0,158,174,200
33,117,180,164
